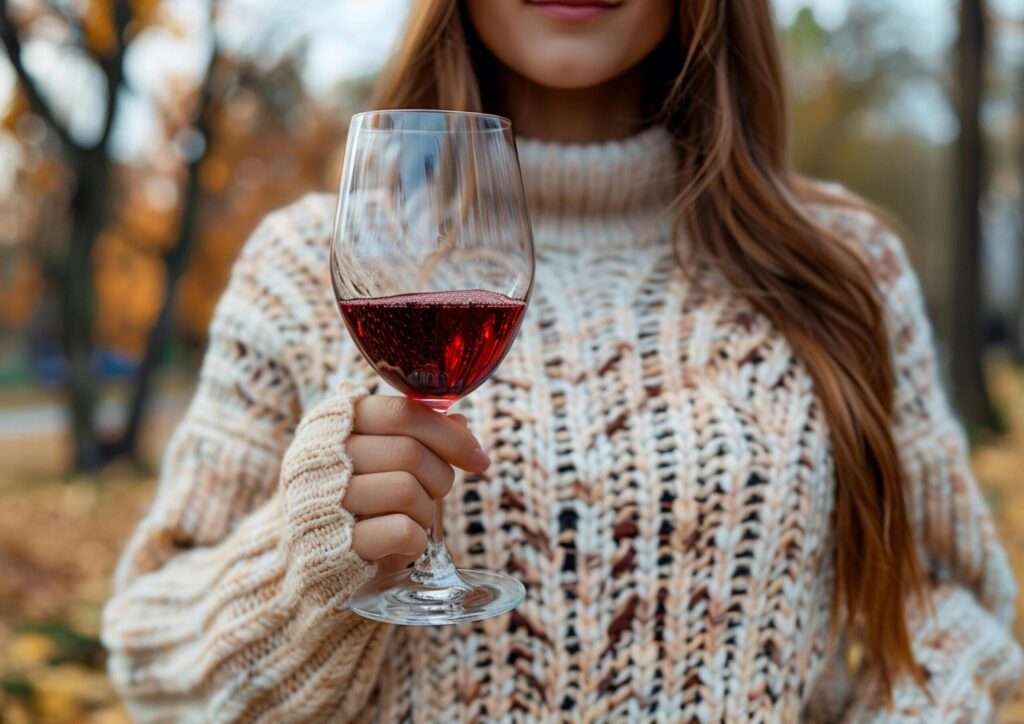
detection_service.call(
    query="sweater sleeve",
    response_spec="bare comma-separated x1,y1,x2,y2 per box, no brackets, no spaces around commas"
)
831,212,1023,721
101,211,389,722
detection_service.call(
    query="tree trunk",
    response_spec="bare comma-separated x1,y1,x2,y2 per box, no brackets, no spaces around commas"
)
106,126,209,462
64,150,111,470
952,0,1001,432
1012,66,1024,363
2,0,127,471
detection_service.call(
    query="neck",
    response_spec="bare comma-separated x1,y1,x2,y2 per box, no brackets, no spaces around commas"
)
514,124,678,253
497,65,648,144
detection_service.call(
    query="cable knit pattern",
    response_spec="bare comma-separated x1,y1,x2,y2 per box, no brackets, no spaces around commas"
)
103,127,1022,722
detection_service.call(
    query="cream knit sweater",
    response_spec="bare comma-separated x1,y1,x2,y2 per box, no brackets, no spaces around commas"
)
103,128,1022,722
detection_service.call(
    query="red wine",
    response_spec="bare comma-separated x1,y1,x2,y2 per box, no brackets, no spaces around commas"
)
338,289,527,411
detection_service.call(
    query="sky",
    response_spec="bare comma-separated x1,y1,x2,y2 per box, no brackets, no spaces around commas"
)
0,0,1019,180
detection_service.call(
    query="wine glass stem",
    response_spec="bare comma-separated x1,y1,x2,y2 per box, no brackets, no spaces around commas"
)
431,500,445,547
408,408,472,591
409,498,468,590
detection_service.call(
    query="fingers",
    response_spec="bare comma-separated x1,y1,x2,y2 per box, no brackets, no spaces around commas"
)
343,397,485,572
353,396,490,473
352,514,428,563
375,553,419,575
342,471,433,529
347,434,456,499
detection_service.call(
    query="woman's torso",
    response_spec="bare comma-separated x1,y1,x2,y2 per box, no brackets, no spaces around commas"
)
280,167,839,720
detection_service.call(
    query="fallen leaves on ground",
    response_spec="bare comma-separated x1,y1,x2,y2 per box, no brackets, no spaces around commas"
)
0,472,150,723
974,364,1024,722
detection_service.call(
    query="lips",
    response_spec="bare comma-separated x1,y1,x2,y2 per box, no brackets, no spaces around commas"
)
530,0,619,5
527,0,622,23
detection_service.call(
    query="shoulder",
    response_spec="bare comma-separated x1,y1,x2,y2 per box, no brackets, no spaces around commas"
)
235,192,338,270
798,180,919,297
212,192,337,336
212,192,366,398
798,181,931,345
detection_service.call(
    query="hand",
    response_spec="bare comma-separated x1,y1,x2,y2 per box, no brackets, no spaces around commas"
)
342,395,490,573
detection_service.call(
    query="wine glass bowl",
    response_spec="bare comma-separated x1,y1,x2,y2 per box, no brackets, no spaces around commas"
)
337,289,527,413
330,110,534,625
331,111,533,304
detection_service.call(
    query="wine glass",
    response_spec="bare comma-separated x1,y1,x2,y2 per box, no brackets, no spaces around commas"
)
330,110,534,625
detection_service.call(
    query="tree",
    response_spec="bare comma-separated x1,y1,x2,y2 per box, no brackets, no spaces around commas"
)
0,0,218,469
951,0,1001,431
105,56,219,462
1014,57,1024,363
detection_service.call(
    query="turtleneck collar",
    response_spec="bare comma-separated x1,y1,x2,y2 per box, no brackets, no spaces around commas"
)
515,125,679,253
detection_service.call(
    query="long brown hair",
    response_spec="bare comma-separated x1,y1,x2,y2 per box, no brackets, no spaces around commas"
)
374,0,923,695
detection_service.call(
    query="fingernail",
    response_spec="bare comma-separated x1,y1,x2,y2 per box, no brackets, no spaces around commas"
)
469,448,491,471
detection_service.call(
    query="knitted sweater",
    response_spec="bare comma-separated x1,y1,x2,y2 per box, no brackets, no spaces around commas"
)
103,127,1022,722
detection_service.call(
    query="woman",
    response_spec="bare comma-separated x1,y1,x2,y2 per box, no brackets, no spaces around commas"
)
103,1,1022,720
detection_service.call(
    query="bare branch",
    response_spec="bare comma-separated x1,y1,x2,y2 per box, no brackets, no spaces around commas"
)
42,1,83,36
0,0,78,154
94,0,131,151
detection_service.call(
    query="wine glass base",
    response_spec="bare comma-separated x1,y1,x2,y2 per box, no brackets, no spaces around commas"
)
349,568,526,625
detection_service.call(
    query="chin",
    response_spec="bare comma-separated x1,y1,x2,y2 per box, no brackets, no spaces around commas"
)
521,56,622,90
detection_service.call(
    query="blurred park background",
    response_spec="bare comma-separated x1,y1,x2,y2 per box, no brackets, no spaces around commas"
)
0,0,1022,720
